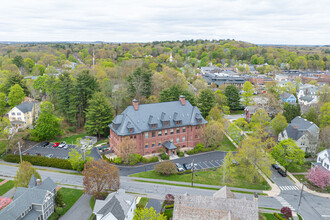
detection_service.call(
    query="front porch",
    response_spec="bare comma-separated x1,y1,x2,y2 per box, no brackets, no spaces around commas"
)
163,141,177,157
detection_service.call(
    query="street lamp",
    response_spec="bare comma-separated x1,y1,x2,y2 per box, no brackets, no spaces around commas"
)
18,142,22,163
297,179,305,215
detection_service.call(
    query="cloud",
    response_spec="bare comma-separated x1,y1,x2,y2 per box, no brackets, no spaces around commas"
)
0,0,329,44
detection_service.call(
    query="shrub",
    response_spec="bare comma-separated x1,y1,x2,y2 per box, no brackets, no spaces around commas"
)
136,203,145,209
113,157,123,164
280,207,292,219
160,153,169,160
164,194,175,205
154,161,177,176
177,150,184,157
165,204,174,209
274,212,286,220
149,156,159,162
55,207,64,216
3,154,72,170
102,154,111,163
128,154,142,165
55,190,65,207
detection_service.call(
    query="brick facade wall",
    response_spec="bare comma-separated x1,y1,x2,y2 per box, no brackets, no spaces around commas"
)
110,124,204,156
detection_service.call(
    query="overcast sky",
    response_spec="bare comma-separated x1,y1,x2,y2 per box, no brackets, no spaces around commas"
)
0,0,329,45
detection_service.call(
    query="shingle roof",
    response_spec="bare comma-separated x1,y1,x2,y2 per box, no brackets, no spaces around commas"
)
300,95,314,102
291,116,318,130
280,92,294,100
163,141,177,150
15,101,38,113
110,100,207,136
282,116,319,141
35,177,57,192
28,174,37,188
283,124,304,141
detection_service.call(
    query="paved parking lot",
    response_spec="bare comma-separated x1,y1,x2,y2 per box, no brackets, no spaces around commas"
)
23,142,75,159
23,142,101,161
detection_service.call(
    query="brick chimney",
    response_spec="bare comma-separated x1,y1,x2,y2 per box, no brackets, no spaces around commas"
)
294,125,297,129
36,179,41,186
179,95,185,106
132,99,139,111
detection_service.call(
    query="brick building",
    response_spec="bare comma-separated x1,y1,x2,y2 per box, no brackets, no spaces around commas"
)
109,96,207,156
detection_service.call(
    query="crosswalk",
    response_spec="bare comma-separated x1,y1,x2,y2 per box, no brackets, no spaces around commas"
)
279,185,300,191
275,196,295,211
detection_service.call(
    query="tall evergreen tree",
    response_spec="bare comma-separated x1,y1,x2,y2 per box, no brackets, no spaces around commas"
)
198,89,215,118
85,92,114,138
225,85,241,110
57,72,73,118
2,73,29,95
283,103,301,123
158,85,196,105
127,67,152,99
69,70,99,127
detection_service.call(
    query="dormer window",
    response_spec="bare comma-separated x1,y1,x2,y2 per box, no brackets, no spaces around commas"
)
176,121,182,125
198,119,202,123
129,128,133,133
164,121,169,127
151,124,157,129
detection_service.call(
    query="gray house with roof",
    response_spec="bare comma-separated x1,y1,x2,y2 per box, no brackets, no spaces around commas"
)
278,116,319,153
93,189,136,220
7,98,40,129
312,149,330,172
0,175,57,220
109,96,207,156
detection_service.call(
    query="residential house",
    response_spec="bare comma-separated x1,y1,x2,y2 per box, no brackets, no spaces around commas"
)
244,105,276,122
93,189,136,220
109,96,207,156
297,84,319,105
312,149,330,172
173,186,258,220
7,98,40,129
0,175,57,220
278,116,319,153
280,92,297,103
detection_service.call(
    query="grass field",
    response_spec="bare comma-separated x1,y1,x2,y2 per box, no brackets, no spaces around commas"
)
131,168,270,190
52,133,87,144
0,180,14,196
137,197,149,208
48,187,83,220
230,110,245,115
287,161,312,173
216,135,237,151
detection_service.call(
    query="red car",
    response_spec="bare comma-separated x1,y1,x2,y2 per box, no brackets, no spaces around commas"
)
53,142,60,147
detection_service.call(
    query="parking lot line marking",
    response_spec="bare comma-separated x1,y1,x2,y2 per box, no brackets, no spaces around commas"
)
214,160,221,166
209,161,217,167
202,162,210,168
198,163,205,169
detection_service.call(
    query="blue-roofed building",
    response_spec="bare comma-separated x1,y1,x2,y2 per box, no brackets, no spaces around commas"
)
109,96,207,156
280,92,297,103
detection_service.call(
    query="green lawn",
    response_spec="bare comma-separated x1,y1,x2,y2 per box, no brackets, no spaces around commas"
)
89,196,95,209
94,138,108,146
52,133,87,144
0,180,14,196
48,188,83,220
131,168,270,190
287,161,312,173
230,110,245,115
216,135,237,151
259,213,277,220
137,197,149,208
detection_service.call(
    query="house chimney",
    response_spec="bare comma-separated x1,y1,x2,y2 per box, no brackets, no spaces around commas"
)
36,179,41,186
179,95,185,106
132,99,139,111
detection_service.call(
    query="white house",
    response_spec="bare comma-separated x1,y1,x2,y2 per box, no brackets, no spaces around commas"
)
7,98,40,129
297,84,319,105
312,149,330,172
278,116,319,153
93,189,136,220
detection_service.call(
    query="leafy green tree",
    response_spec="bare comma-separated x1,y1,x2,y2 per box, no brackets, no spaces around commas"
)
250,109,271,128
134,207,166,220
32,101,62,141
127,67,152,99
8,84,25,108
2,73,29,95
271,139,305,172
197,89,215,118
319,102,330,128
220,151,236,183
202,121,224,147
12,55,24,68
225,85,240,110
235,136,272,183
241,81,254,106
206,106,223,122
32,64,46,75
14,161,41,187
24,58,35,73
68,149,92,172
283,103,301,123
303,107,318,126
85,92,114,138
270,113,288,136
0,93,7,115
234,118,249,130
158,85,196,106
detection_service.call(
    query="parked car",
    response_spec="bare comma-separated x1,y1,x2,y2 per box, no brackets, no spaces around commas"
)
59,142,66,148
23,152,29,155
46,154,54,158
272,164,280,170
176,163,185,172
278,169,287,177
36,153,41,156
42,142,49,147
183,163,192,170
63,144,70,149
53,142,60,147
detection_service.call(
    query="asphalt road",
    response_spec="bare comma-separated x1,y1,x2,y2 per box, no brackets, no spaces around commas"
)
118,151,226,176
270,166,330,220
60,194,92,220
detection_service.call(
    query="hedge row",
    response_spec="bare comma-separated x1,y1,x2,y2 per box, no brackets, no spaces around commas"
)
102,154,159,165
186,143,217,155
3,154,73,170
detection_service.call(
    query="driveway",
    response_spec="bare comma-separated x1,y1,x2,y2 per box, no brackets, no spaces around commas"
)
60,194,92,220
118,151,227,176
223,114,244,122
146,198,163,213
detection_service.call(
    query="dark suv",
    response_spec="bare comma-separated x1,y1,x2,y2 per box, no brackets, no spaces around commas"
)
272,164,280,170
42,142,49,147
278,169,287,177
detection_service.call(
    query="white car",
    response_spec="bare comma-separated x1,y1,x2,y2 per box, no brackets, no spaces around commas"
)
58,142,66,148
46,154,53,158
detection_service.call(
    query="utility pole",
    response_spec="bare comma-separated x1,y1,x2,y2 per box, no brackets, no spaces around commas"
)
191,159,195,187
222,159,226,185
297,182,304,215
18,142,22,163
